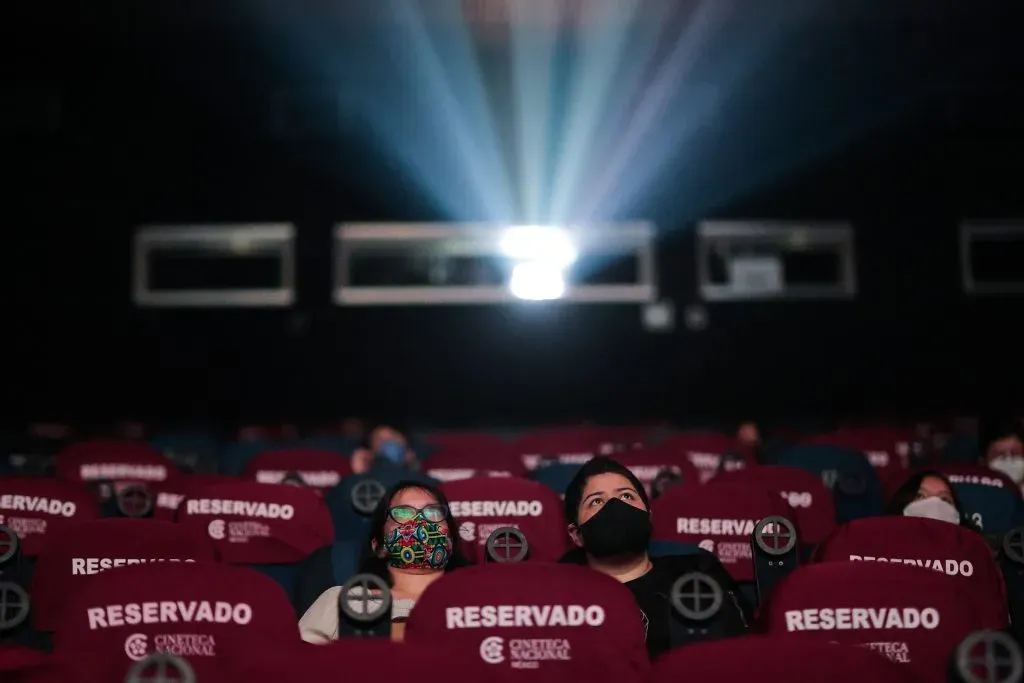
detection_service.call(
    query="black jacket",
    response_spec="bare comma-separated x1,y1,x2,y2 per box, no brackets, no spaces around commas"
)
560,549,751,660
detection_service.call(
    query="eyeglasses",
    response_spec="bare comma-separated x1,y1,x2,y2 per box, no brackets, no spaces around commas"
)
388,504,447,524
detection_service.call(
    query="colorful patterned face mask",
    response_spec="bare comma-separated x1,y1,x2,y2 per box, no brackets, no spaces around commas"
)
383,518,453,571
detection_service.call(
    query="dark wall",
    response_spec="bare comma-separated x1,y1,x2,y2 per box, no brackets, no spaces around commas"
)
4,0,1023,426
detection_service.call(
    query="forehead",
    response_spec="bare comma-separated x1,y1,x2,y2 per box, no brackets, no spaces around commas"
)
581,472,638,498
390,486,438,508
918,476,951,493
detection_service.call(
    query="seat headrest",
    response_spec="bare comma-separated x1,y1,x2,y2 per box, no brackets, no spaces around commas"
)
176,481,333,564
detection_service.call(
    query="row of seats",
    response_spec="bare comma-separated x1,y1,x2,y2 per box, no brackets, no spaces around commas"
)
1,424,1021,682
2,514,1022,682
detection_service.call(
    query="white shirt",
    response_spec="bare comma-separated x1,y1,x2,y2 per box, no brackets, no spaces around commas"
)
299,585,416,644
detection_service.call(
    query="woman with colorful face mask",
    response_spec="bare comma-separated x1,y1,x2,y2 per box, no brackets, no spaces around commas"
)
885,470,980,531
299,481,468,643
559,457,750,660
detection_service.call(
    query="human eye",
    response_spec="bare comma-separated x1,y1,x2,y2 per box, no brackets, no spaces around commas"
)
620,492,635,501
588,497,604,507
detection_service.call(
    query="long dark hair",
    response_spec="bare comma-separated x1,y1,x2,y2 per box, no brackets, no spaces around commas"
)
357,480,470,584
886,470,980,532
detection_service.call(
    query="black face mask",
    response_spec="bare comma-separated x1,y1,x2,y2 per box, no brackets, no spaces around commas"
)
578,498,652,558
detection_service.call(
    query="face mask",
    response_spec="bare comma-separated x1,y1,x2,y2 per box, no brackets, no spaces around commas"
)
376,439,407,464
383,518,452,571
990,457,1024,484
578,498,652,559
903,497,961,525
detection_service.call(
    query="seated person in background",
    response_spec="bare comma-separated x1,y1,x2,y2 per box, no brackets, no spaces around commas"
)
351,424,416,473
980,417,1024,492
299,481,469,643
560,457,750,660
886,470,981,532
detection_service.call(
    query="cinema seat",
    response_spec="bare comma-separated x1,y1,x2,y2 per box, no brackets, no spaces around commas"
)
652,635,919,683
292,540,360,617
175,481,333,601
813,515,1009,630
952,482,1024,535
441,476,567,563
52,562,300,683
405,562,649,683
761,562,984,683
773,444,885,522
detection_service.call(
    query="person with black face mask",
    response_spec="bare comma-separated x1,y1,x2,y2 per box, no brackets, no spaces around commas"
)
560,457,750,660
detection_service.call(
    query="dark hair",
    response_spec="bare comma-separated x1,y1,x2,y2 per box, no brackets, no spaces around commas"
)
357,480,470,583
979,417,1024,458
563,456,650,526
885,470,979,532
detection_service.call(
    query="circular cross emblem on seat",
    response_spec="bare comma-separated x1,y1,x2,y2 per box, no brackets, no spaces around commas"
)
955,630,1024,683
1002,527,1024,565
0,582,31,631
351,479,386,515
117,486,154,518
0,525,19,565
754,516,798,556
836,472,867,496
670,572,723,622
486,527,529,563
125,652,197,683
339,573,392,623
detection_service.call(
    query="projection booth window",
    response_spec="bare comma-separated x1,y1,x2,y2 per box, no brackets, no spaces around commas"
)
133,224,296,307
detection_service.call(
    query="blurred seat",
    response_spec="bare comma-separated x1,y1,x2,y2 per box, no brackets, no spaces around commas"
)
659,431,754,484
422,440,526,482
953,482,1024,535
150,473,238,522
512,427,603,471
441,476,568,563
242,447,352,490
802,426,919,483
611,448,700,498
930,463,1021,498
773,444,885,521
291,539,360,617
813,515,1010,630
218,439,289,476
529,462,584,496
0,477,101,560
713,465,837,551
29,518,218,635
148,430,221,474
299,434,361,457
54,439,177,489
174,480,333,601
761,561,984,683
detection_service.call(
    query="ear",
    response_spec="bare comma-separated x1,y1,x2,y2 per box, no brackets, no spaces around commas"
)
372,539,385,558
567,524,584,549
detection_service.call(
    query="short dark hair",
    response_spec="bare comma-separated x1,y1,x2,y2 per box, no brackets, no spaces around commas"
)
563,456,650,526
357,480,470,582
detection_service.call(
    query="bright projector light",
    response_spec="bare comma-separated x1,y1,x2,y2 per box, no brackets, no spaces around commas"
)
509,261,566,301
500,226,577,266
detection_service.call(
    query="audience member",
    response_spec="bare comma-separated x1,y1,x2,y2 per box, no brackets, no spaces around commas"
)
560,456,750,659
886,470,981,531
299,480,468,642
